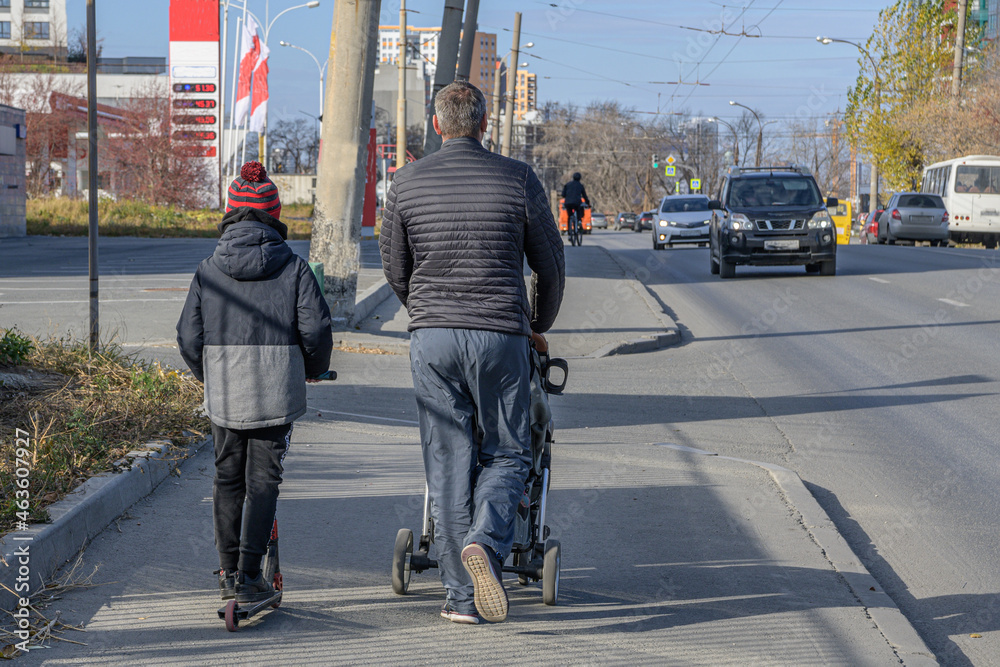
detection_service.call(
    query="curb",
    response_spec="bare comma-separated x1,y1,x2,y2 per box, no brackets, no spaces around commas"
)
0,438,209,613
656,443,938,667
340,264,683,359
350,278,394,328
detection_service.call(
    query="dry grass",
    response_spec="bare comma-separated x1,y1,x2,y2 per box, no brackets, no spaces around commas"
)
0,555,96,658
26,198,315,240
0,331,208,535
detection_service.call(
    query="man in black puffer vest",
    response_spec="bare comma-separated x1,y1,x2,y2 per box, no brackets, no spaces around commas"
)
380,81,564,624
176,161,332,607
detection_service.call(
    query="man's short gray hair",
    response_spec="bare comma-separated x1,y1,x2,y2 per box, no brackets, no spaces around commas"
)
434,81,487,138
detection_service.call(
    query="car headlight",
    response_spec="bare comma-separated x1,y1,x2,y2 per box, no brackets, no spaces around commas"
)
807,211,833,229
658,219,668,226
727,213,752,230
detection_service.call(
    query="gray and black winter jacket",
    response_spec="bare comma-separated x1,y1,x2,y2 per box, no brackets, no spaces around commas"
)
176,207,333,430
379,136,564,335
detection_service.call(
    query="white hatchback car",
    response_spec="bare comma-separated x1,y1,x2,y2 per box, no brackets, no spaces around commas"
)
653,195,712,250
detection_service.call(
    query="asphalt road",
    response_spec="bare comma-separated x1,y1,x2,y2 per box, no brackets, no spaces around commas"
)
594,229,1000,666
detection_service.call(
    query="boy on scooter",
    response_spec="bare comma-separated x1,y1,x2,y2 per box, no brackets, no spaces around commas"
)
176,161,333,604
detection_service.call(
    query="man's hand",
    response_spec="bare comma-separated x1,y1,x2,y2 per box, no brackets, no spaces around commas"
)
531,331,548,353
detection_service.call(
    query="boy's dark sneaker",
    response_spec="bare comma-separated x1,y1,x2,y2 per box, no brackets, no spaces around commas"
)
215,569,236,600
461,543,508,622
440,605,480,625
235,570,274,604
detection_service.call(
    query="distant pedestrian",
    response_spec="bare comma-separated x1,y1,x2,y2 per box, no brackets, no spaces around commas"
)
380,81,565,624
176,161,333,606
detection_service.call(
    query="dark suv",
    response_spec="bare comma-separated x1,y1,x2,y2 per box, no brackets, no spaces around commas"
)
708,166,838,278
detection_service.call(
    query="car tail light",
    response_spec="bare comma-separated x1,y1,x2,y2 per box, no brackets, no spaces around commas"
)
942,211,949,223
891,209,901,220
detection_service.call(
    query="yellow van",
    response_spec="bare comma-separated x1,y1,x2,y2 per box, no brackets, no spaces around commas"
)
830,200,852,245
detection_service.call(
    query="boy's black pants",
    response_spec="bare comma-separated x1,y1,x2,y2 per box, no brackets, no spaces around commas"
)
212,422,292,574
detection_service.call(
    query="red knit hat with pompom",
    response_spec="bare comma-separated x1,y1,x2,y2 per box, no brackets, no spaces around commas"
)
226,161,281,220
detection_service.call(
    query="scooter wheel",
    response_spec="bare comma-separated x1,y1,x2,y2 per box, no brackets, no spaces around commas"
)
224,599,240,632
271,572,283,609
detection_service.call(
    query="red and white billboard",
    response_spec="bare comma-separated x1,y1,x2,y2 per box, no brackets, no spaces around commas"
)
169,0,221,207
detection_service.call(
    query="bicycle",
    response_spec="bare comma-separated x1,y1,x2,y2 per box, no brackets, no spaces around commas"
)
567,210,582,246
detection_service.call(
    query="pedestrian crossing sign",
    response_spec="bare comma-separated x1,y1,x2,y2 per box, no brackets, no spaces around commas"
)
691,178,701,190
665,166,675,176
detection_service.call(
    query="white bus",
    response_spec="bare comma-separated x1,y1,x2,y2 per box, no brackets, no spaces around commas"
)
922,155,1000,248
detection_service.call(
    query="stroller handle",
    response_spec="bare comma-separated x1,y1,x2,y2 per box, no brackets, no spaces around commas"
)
537,352,568,395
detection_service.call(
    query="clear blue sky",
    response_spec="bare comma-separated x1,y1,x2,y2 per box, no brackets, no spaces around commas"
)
68,1,885,125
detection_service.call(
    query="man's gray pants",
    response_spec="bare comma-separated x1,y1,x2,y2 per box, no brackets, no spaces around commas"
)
410,328,532,614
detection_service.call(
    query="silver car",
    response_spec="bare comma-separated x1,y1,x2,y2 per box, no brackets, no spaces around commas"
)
653,195,712,250
877,192,949,246
591,212,608,229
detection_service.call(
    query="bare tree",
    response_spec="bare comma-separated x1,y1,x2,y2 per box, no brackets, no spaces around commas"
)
0,62,84,197
105,86,213,208
268,118,319,174
536,101,695,214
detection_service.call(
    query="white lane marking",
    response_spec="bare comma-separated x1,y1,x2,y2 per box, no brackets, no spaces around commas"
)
868,277,890,284
307,404,419,426
938,298,969,307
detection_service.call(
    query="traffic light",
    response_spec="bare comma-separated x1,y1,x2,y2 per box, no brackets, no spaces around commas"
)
652,154,659,168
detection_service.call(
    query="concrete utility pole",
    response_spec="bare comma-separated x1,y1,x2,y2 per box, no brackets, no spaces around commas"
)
488,60,502,151
952,0,969,102
87,0,99,353
309,0,381,323
422,0,464,156
397,1,406,169
500,12,521,157
455,0,480,82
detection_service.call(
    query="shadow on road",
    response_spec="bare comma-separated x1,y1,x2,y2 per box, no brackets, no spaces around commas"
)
806,482,997,667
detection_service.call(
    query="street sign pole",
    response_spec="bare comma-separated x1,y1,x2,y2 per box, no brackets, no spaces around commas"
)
87,0,99,354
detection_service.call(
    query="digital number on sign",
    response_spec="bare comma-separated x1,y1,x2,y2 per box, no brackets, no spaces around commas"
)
173,83,217,94
173,99,217,109
173,115,217,125
172,130,218,141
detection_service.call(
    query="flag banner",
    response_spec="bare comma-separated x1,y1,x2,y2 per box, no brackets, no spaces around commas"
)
233,14,260,126
249,40,270,133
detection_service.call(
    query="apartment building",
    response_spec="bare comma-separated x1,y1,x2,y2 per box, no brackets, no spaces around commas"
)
513,69,536,121
378,25,498,95
0,0,68,59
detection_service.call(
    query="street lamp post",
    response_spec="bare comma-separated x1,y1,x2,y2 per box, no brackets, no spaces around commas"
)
729,100,762,167
279,41,328,119
488,43,532,152
708,116,738,166
818,35,880,212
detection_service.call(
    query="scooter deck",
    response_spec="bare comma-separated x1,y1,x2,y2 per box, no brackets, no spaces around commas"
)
218,592,282,623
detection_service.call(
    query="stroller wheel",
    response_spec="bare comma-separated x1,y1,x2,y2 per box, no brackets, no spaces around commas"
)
391,528,413,595
542,539,560,606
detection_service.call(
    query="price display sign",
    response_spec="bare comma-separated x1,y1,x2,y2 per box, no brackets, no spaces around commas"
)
173,98,217,109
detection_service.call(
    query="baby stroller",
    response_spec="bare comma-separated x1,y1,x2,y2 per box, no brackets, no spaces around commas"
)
391,347,568,605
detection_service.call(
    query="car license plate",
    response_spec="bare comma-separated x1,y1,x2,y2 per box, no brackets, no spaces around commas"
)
764,240,798,250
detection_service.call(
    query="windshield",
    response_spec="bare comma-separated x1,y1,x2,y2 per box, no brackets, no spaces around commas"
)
729,177,823,208
897,194,944,208
955,165,1000,195
660,196,710,213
